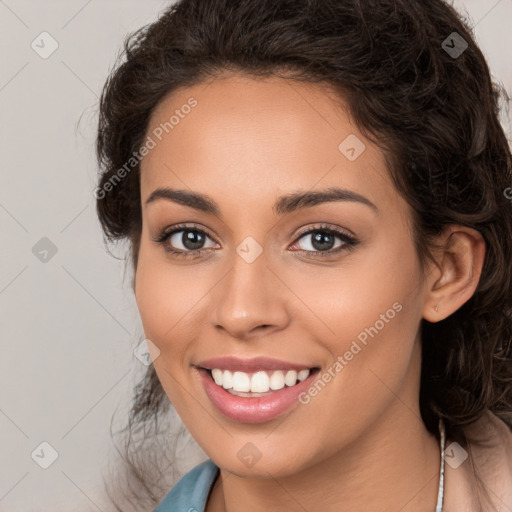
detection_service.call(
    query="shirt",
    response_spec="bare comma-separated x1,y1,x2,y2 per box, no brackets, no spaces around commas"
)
154,458,219,512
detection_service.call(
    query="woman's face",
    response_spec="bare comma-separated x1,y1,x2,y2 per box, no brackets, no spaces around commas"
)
136,74,430,477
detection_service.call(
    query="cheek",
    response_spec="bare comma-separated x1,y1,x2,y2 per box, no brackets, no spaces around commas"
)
134,244,199,407
315,239,423,425
134,257,171,344
135,242,184,351
284,229,422,385
134,241,214,355
279,226,421,343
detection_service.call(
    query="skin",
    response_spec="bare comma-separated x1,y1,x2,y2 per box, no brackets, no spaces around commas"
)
135,73,485,512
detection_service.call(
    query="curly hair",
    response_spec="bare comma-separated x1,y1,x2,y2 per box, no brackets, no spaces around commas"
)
95,0,512,509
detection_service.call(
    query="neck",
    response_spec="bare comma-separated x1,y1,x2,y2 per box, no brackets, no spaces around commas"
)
207,402,441,512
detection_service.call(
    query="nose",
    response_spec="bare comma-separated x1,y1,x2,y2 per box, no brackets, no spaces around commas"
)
209,248,290,340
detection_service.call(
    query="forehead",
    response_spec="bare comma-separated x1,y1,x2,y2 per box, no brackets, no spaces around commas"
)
140,74,393,209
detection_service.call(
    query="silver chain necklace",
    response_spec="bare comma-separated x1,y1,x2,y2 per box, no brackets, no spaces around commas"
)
435,418,446,511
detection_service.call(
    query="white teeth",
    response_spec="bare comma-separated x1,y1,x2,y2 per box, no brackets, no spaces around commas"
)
232,371,251,392
221,370,233,390
284,370,298,387
251,371,270,393
212,368,223,386
209,368,312,393
297,369,310,381
269,370,285,390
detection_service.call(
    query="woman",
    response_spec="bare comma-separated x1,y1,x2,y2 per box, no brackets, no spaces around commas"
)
95,0,512,510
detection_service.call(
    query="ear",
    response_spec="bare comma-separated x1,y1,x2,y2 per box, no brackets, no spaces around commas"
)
422,225,486,323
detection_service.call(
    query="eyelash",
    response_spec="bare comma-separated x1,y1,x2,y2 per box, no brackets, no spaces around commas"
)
153,223,359,260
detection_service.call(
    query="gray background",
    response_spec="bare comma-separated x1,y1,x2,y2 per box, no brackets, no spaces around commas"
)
1,1,511,511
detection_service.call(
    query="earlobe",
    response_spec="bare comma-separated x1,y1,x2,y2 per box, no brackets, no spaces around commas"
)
422,225,486,323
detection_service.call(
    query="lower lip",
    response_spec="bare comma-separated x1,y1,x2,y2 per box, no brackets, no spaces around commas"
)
197,367,320,423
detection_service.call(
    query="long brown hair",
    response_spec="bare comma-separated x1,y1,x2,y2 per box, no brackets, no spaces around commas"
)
95,0,512,509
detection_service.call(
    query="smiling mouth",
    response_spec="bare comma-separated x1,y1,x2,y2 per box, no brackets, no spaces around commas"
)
196,365,322,423
202,367,321,396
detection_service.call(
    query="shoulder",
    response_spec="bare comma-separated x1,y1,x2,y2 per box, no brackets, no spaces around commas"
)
465,410,512,509
154,458,220,512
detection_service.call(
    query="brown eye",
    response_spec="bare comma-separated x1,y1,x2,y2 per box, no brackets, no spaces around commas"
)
292,227,357,255
155,224,219,257
165,229,217,252
297,230,340,251
170,230,209,251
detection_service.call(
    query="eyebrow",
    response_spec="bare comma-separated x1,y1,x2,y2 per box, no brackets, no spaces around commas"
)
145,186,378,216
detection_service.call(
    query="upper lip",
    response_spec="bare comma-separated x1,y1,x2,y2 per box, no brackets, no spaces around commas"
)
195,356,317,373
